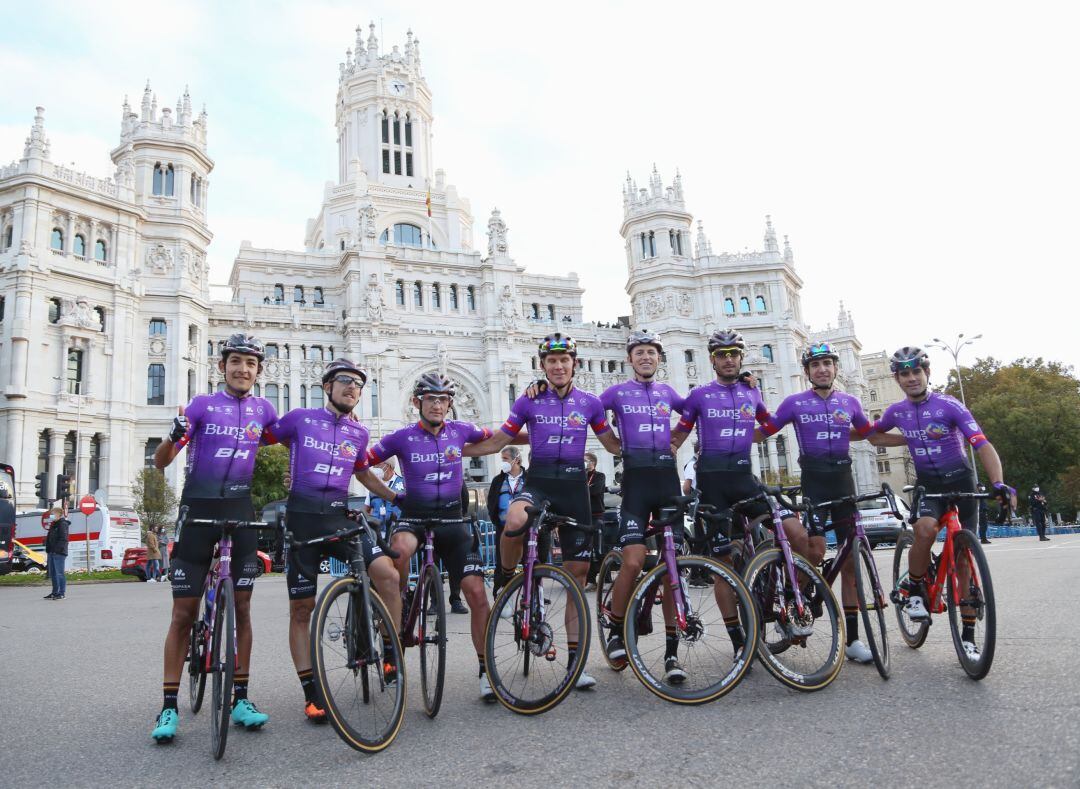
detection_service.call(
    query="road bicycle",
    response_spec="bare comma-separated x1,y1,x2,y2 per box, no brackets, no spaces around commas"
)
180,506,269,760
289,511,406,752
891,487,996,680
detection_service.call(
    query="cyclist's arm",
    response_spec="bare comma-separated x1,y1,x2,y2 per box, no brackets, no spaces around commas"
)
154,440,181,470
595,429,621,456
862,430,905,446
463,430,514,457
355,467,400,503
976,442,1015,506
670,428,691,452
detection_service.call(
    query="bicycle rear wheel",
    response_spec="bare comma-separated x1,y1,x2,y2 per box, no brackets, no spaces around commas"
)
946,531,996,680
312,576,406,753
744,548,844,692
417,566,446,718
595,551,626,672
486,565,590,714
624,557,758,705
188,618,208,713
209,578,235,760
853,540,891,679
892,530,930,648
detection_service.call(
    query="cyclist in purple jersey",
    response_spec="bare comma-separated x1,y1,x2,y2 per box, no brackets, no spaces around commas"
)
872,347,1014,648
466,333,621,690
368,372,495,701
264,358,402,721
759,342,882,663
150,334,276,742
672,329,812,641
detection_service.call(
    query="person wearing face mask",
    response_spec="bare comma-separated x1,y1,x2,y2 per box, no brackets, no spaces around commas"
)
366,460,405,529
486,446,548,598
583,452,607,590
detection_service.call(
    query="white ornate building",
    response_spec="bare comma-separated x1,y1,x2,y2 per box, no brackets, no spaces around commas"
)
0,24,877,507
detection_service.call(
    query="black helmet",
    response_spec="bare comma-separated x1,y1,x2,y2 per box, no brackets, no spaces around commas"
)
889,346,930,373
538,333,577,359
221,333,264,362
707,329,746,353
801,341,840,367
413,371,457,398
626,329,663,355
322,358,368,386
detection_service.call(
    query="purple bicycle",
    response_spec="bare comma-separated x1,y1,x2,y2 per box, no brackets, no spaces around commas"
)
179,505,269,760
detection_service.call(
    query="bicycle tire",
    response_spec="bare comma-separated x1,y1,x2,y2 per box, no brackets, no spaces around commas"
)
595,551,627,671
485,564,590,715
418,565,446,718
853,540,891,679
624,556,758,705
311,576,405,753
892,530,930,648
209,577,235,760
946,531,996,680
744,548,844,692
188,619,207,713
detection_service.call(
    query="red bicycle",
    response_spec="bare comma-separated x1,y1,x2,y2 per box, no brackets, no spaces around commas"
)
891,487,996,679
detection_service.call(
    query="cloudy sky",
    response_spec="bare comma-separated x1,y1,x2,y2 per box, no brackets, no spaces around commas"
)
3,1,1077,375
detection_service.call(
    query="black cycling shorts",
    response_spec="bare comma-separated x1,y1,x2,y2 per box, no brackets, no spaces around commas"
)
801,467,857,539
285,511,384,601
392,518,484,587
512,473,593,562
697,470,794,556
915,471,977,532
618,465,682,548
170,498,260,599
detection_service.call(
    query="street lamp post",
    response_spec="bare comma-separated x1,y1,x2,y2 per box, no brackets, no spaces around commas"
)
927,333,982,469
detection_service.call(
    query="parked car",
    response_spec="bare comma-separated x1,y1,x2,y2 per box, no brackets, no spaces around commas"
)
856,496,909,548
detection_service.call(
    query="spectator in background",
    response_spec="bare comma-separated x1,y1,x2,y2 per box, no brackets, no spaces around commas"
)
1030,485,1049,541
977,485,991,545
366,459,405,533
44,502,69,600
682,442,700,495
584,453,607,590
486,446,547,599
146,527,163,582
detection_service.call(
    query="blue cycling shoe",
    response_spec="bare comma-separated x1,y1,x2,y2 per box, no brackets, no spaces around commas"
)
151,708,179,743
231,698,269,730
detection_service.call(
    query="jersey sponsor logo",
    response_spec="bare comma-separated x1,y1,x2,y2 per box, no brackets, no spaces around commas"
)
411,451,446,463
338,440,359,458
924,422,949,440
739,402,756,419
302,435,340,454
172,568,186,579
313,462,344,476
638,423,666,432
444,445,462,461
214,447,252,459
655,401,672,417
236,577,254,587
567,411,587,427
546,435,575,444
831,409,851,424
204,423,247,439
244,420,263,440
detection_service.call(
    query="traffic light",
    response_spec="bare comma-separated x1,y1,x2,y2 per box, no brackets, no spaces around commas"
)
55,474,72,503
35,472,48,503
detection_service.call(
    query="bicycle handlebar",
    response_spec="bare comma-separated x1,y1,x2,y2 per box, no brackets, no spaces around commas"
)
504,501,596,538
904,486,990,525
285,509,399,560
804,482,905,521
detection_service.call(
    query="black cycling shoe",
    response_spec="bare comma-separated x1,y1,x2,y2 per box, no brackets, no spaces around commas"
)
450,600,468,615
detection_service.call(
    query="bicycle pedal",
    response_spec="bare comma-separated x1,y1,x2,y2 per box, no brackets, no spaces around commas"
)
545,649,557,662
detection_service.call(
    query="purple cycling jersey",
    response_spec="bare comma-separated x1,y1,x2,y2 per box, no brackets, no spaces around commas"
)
178,390,278,499
367,420,490,514
501,387,610,471
600,380,684,467
874,392,988,479
761,389,873,463
676,380,768,471
264,408,370,514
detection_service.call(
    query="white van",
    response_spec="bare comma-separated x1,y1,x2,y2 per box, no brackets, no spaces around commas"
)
15,504,142,570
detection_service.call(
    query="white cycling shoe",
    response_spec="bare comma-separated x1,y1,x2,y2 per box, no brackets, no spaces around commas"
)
845,639,874,663
575,671,597,690
479,673,496,702
904,596,930,621
962,640,981,661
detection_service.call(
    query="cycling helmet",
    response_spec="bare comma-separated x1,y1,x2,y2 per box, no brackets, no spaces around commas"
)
220,333,264,362
413,371,457,398
626,329,663,355
322,358,368,386
538,333,577,359
889,346,930,373
707,329,746,353
801,342,840,367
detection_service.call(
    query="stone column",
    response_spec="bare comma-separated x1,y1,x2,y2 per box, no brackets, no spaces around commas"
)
48,431,65,500
77,429,92,498
97,435,110,502
65,213,73,255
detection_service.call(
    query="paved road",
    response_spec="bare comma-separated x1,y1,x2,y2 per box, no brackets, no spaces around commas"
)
2,535,1078,788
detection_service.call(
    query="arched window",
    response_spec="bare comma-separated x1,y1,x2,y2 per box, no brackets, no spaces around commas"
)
762,344,774,363
165,164,175,196
309,382,325,409
314,287,324,306
48,297,61,323
379,223,425,248
147,364,165,405
739,297,751,313
413,281,423,307
669,229,683,255
380,111,389,144
508,384,516,409
755,295,767,312
300,384,307,408
94,239,107,262
264,344,279,359
449,285,459,309
51,228,64,251
149,318,166,336
869,389,878,403
293,285,304,304
684,350,694,364
395,280,405,305
264,384,279,410
153,163,163,196
206,340,214,356
73,234,86,257
723,298,735,316
466,286,476,311
307,345,322,361
531,303,540,319
432,283,441,309
273,284,284,304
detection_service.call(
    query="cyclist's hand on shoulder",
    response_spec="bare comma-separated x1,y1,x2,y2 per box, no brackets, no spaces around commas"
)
525,379,548,399
739,371,758,389
169,405,188,443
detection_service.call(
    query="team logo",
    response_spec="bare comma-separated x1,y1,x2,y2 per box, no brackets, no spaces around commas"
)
339,440,358,458
924,422,949,440
207,406,215,413
738,403,756,419
567,411,588,427
655,401,672,417
831,409,851,424
244,420,263,440
444,445,462,461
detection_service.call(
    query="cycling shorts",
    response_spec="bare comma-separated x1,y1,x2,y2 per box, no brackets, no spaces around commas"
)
697,470,794,556
392,518,484,587
800,466,857,539
285,511,383,601
170,498,260,599
512,471,593,562
915,471,977,532
618,466,682,548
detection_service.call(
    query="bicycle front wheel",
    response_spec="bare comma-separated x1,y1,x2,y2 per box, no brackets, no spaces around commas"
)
946,531,996,680
188,618,208,713
417,566,446,718
595,551,626,672
744,548,844,692
209,578,235,760
892,530,930,648
486,565,590,715
624,557,758,705
311,576,406,753
853,539,891,679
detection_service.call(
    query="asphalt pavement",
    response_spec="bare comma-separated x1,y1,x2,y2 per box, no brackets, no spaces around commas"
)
2,534,1078,788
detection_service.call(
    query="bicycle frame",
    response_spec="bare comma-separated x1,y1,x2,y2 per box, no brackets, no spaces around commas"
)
814,487,897,608
925,506,965,616
400,522,441,648
757,489,807,616
634,516,689,631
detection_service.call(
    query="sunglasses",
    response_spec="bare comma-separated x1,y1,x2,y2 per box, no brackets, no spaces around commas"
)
711,348,742,359
331,375,364,388
420,394,452,405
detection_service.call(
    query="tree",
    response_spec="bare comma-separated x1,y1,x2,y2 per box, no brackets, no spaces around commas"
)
132,467,179,538
943,357,1080,520
251,444,289,511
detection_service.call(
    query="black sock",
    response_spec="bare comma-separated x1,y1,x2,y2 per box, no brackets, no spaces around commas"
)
665,625,679,659
608,614,624,640
567,640,578,666
724,615,744,649
844,606,859,645
477,654,486,677
163,682,180,712
298,668,316,703
961,616,976,643
232,673,249,704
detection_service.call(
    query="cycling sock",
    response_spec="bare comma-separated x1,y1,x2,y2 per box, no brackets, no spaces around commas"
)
232,673,249,704
163,682,180,711
567,640,579,665
665,625,679,659
608,614,624,638
844,606,859,644
477,654,486,677
298,668,316,703
961,615,976,643
724,615,744,649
